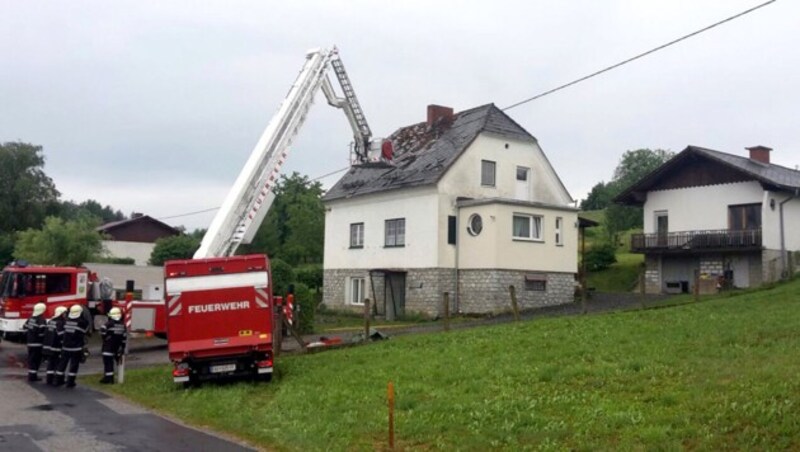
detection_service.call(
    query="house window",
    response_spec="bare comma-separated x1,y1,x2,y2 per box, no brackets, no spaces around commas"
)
467,214,483,236
350,223,364,248
728,204,761,230
385,218,405,247
448,216,457,245
555,217,563,246
512,214,543,241
481,160,496,187
525,274,547,291
349,277,365,305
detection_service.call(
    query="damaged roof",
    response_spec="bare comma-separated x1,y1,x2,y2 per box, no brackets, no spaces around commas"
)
323,103,536,201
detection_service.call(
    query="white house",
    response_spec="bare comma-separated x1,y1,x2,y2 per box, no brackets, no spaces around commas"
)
322,104,578,318
615,145,800,294
97,214,181,266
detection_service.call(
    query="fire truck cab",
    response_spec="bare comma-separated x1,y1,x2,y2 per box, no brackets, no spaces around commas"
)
0,261,94,338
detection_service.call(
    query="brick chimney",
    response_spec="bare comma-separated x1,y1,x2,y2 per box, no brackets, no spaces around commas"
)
427,104,454,127
746,145,772,164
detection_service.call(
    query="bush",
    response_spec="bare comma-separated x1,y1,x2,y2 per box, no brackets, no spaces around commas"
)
292,282,315,334
270,258,296,297
585,242,617,271
296,263,323,291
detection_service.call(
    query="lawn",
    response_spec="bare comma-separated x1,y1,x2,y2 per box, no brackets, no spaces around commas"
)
586,252,643,292
94,279,800,451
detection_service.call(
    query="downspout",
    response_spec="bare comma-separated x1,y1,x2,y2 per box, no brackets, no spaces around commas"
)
454,202,461,314
779,188,799,279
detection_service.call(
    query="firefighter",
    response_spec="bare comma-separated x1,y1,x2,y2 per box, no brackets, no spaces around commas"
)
54,304,89,388
43,306,68,385
24,302,47,382
99,307,127,384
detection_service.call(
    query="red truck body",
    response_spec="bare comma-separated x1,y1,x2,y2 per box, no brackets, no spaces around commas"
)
165,254,274,384
0,262,91,337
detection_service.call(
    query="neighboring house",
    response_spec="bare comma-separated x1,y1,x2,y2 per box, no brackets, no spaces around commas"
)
97,213,181,266
615,145,800,294
322,104,578,318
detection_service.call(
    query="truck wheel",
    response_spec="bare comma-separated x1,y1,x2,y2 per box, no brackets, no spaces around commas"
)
257,372,273,383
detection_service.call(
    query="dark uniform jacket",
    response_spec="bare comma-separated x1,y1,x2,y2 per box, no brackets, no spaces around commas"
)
62,316,90,352
43,316,66,355
24,314,46,347
100,319,127,355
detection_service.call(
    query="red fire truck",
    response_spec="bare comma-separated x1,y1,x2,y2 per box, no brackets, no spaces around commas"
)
166,255,274,384
0,262,98,340
165,47,385,384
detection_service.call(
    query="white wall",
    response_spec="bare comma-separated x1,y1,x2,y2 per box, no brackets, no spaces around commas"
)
102,240,155,266
456,203,578,273
324,187,440,270
438,134,572,206
643,182,764,233
763,191,800,250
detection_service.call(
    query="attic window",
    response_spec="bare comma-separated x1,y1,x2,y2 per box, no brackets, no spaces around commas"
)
481,160,496,187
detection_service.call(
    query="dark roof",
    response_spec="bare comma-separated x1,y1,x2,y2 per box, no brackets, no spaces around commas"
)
615,145,800,204
98,215,181,242
323,104,537,201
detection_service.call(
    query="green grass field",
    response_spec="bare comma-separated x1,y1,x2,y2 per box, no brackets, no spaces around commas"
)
94,279,800,451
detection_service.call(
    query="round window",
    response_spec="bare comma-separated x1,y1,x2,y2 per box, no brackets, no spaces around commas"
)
467,214,483,236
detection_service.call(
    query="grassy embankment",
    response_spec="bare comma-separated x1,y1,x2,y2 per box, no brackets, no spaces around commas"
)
94,278,800,451
581,209,643,292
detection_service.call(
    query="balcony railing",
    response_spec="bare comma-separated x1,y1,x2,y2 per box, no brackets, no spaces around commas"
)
630,228,762,253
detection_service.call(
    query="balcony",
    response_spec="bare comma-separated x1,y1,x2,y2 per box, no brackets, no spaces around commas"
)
630,228,762,254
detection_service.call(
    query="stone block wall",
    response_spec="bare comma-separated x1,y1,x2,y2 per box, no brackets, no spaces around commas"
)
644,255,660,294
323,268,575,317
699,255,723,277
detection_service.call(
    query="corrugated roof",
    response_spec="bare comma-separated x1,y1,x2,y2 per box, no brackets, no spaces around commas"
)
323,104,536,201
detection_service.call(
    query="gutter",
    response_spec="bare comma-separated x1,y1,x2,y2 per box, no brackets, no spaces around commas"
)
779,188,799,279
454,203,461,314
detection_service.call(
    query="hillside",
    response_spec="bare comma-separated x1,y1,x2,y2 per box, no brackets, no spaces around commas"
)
99,279,800,450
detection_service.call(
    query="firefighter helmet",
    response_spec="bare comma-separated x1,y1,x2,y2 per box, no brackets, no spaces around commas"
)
108,307,122,321
54,306,68,318
68,304,83,319
33,302,46,317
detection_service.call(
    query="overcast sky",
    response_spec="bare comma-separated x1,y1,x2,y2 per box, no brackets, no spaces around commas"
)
2,1,798,230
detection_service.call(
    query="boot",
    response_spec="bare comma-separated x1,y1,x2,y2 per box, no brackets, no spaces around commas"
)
66,379,76,388
54,376,65,387
28,373,40,382
46,374,54,385
99,376,113,384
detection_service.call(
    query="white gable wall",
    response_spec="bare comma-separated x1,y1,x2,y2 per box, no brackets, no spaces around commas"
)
324,186,440,270
438,134,572,206
763,191,800,250
643,181,764,233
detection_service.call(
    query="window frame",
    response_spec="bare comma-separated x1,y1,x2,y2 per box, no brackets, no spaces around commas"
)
348,277,366,305
481,160,496,187
512,213,544,241
349,222,364,249
384,218,406,247
467,214,483,236
555,216,563,246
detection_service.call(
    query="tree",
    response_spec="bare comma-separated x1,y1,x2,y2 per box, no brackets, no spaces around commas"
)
605,148,674,238
149,235,200,266
14,216,105,266
0,142,61,264
241,172,325,265
580,181,614,211
57,199,126,224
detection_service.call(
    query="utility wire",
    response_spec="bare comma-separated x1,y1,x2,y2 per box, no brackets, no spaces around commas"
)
502,0,777,111
156,166,350,221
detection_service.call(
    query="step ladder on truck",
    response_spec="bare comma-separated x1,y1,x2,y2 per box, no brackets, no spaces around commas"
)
166,47,393,385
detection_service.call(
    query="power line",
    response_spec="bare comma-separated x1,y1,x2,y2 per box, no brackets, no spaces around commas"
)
502,0,777,111
156,166,350,221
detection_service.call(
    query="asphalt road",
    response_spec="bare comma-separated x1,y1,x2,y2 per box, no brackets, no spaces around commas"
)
0,337,254,452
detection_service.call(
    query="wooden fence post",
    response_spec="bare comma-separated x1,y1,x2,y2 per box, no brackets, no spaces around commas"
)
364,298,371,343
274,308,283,357
509,285,520,321
443,292,450,332
693,271,700,302
388,381,395,450
639,266,646,309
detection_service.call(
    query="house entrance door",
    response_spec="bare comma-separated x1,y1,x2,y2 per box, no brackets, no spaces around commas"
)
384,272,406,321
